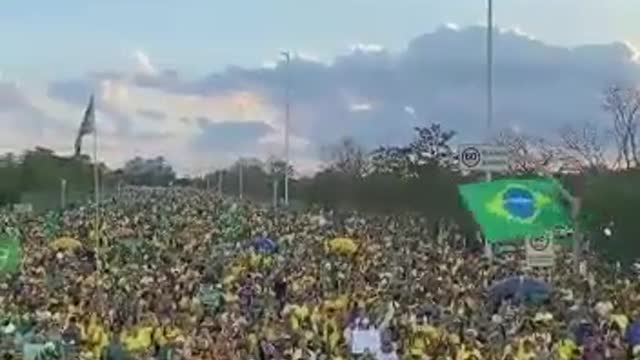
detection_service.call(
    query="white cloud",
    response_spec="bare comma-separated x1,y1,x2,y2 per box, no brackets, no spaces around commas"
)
444,23,460,31
349,43,385,53
294,51,328,65
134,50,157,76
623,41,640,63
404,106,416,117
349,103,373,112
507,27,537,41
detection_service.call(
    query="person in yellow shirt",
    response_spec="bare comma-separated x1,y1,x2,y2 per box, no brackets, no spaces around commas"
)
121,322,153,354
152,316,183,350
283,304,311,332
84,313,109,359
556,338,580,360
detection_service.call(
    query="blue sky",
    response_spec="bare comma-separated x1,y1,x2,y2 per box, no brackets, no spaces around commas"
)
0,0,639,174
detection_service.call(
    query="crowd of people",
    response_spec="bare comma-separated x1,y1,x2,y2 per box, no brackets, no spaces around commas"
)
0,187,638,359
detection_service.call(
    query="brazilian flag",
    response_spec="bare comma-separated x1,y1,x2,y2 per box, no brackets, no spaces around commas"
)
458,178,572,244
0,231,21,273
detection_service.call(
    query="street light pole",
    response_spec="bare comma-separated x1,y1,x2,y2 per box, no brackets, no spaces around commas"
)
239,161,244,200
218,171,224,195
280,51,291,206
487,0,494,134
60,178,67,209
484,0,495,261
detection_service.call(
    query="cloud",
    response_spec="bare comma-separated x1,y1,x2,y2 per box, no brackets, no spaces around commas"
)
30,25,640,174
165,26,640,145
134,50,157,76
349,103,373,112
191,120,273,152
349,43,385,53
137,108,167,121
404,106,416,116
0,81,74,154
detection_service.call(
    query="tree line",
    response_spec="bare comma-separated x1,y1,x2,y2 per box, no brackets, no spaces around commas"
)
0,85,639,261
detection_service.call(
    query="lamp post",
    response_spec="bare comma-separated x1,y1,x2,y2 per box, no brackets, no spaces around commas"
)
280,51,291,206
484,0,495,260
60,178,67,209
487,0,494,134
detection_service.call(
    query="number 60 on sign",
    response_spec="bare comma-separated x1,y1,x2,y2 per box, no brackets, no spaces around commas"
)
458,144,509,172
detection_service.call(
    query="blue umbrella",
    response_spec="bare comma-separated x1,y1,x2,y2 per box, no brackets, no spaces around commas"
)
489,276,552,305
254,237,278,254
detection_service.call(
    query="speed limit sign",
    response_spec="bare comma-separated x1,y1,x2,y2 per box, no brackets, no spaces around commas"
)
530,234,551,252
458,144,508,172
460,147,481,168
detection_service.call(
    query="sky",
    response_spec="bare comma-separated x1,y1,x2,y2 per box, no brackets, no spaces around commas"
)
1,0,639,175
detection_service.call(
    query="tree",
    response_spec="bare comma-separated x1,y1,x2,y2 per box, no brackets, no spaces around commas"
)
122,156,176,186
321,137,369,177
225,158,271,199
494,130,559,174
0,153,21,205
266,156,294,201
558,122,608,171
370,123,456,177
370,146,411,176
408,124,457,170
603,85,640,169
266,156,294,180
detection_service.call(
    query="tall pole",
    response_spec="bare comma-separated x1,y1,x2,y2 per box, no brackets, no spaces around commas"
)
239,162,244,200
93,122,99,243
218,171,223,195
60,178,67,209
281,51,291,206
487,0,494,134
272,179,279,208
484,0,494,260
92,109,103,287
485,171,493,260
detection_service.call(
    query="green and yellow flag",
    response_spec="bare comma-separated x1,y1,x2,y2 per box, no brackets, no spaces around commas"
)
458,178,572,243
0,231,21,273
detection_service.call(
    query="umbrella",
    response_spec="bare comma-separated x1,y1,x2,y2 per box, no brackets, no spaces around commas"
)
50,237,82,251
327,237,358,256
254,237,278,254
489,276,552,305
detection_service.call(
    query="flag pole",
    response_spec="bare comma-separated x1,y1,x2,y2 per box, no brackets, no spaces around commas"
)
92,97,101,273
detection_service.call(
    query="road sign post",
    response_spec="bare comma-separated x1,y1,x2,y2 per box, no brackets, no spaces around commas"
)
459,144,508,259
526,232,556,268
459,144,509,173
